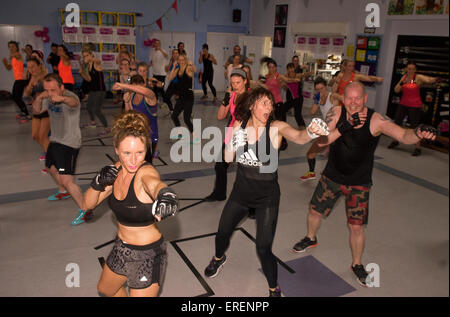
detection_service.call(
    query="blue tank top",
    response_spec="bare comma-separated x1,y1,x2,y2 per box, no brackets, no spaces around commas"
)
131,93,157,120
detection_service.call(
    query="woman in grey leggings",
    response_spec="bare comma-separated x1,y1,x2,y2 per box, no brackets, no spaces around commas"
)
79,48,109,136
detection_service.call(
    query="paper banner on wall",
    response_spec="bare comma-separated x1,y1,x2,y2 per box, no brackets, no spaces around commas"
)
307,37,318,53
101,53,118,70
116,27,136,45
331,37,345,54
70,52,81,71
296,36,307,51
80,26,98,43
98,26,115,43
316,37,330,58
62,25,80,43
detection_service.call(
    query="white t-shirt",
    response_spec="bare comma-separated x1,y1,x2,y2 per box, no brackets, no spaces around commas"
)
319,91,334,120
151,50,168,76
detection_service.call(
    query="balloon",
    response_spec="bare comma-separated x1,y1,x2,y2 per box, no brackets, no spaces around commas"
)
43,35,50,43
42,27,49,34
35,31,43,37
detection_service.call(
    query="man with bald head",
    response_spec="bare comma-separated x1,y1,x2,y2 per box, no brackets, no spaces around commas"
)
291,82,437,287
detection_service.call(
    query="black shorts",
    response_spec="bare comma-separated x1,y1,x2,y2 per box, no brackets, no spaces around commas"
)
33,111,49,119
45,142,79,175
394,104,422,128
106,237,167,289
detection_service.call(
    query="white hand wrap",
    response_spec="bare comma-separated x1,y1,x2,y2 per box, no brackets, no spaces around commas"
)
307,118,330,139
231,128,248,150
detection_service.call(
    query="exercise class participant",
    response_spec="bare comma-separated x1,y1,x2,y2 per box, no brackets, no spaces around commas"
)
163,48,180,113
57,45,75,91
300,77,342,181
204,68,249,202
32,73,89,225
204,87,329,297
284,62,306,128
388,61,438,156
149,39,168,103
167,53,197,141
79,48,109,136
2,41,30,123
291,82,437,287
82,110,178,297
114,74,159,164
46,43,60,74
199,43,218,102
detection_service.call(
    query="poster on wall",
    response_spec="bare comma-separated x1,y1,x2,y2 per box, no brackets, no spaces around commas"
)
116,27,136,45
354,35,382,77
273,27,286,48
296,36,307,51
331,38,345,55
415,0,445,14
274,5,288,26
62,25,80,43
387,0,415,15
80,26,98,43
98,26,115,43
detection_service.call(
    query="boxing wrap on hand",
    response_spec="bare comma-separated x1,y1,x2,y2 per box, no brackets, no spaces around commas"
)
414,124,437,139
152,187,179,221
337,112,361,135
306,118,330,139
90,165,119,192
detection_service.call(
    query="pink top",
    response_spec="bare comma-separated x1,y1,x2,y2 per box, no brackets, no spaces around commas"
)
224,92,238,145
287,82,300,99
265,73,283,104
400,74,422,108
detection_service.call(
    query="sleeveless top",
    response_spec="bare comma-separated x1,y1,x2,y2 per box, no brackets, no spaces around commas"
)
88,65,105,91
400,74,422,108
287,81,300,99
224,92,238,145
176,69,193,96
319,92,334,120
202,54,213,74
230,118,280,207
337,72,356,95
108,162,157,227
323,107,380,186
265,73,283,104
58,59,75,84
131,92,157,120
11,57,24,80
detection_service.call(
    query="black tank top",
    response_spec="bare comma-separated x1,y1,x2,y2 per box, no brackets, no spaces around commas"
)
89,65,105,91
230,118,280,207
323,107,380,186
108,162,156,227
202,54,213,74
176,69,193,95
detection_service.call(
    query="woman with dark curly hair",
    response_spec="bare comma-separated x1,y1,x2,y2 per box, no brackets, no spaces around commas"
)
203,87,329,297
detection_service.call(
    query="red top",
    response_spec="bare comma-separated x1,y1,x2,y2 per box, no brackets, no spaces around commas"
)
337,72,356,96
400,74,422,108
265,73,283,104
58,59,75,85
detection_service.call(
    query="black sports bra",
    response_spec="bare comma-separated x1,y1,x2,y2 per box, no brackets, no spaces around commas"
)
108,162,156,227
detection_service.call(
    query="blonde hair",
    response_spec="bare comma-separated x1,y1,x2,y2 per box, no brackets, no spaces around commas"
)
112,111,150,148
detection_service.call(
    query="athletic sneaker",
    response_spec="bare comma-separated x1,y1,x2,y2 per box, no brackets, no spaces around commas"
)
41,168,48,174
152,150,160,159
300,171,316,181
351,264,369,287
48,190,71,201
269,286,282,297
71,209,94,226
39,153,46,161
204,255,227,278
292,236,318,253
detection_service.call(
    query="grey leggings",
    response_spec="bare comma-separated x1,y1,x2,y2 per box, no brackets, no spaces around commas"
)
87,90,108,127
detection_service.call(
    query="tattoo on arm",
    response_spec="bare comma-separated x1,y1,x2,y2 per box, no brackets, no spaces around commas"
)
325,108,335,124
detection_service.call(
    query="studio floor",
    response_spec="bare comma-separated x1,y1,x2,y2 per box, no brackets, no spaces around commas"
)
0,93,448,297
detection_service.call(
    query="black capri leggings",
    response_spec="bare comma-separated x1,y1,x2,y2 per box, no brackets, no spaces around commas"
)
215,198,279,289
171,91,194,133
202,72,216,97
12,79,30,116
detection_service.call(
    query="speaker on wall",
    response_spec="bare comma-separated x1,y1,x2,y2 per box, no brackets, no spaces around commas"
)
233,9,241,22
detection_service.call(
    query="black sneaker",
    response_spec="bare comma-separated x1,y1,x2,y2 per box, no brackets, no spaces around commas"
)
248,209,256,219
291,236,318,253
204,255,227,278
351,264,369,287
412,148,422,156
387,141,399,149
269,286,281,297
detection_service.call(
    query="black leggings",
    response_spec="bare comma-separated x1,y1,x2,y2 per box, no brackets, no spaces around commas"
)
12,79,29,116
202,72,216,97
215,198,279,289
171,92,194,133
285,90,305,127
162,82,176,112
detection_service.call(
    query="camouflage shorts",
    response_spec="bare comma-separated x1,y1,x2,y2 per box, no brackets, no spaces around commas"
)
310,175,370,225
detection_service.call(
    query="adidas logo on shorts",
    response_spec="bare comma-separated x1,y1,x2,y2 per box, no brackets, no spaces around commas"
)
140,276,148,282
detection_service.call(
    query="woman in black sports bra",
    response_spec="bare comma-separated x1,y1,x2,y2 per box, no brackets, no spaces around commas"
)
82,111,178,297
203,87,329,297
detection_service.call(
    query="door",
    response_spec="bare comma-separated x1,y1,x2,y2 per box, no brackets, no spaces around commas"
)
206,32,240,92
239,35,272,79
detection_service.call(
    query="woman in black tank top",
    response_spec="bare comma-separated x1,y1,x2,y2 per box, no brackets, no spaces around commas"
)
199,43,217,101
82,111,179,297
203,87,329,297
167,53,197,139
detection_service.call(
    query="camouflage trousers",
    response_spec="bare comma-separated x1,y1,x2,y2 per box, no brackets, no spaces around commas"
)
310,175,370,226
